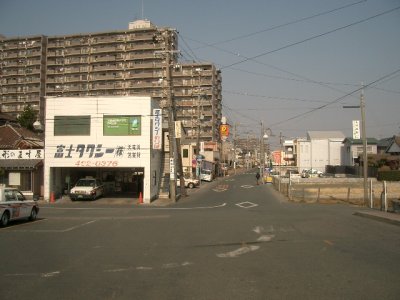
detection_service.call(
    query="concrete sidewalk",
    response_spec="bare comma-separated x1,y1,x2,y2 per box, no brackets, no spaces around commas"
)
354,209,400,226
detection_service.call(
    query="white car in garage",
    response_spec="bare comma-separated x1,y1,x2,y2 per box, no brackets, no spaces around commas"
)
69,177,104,201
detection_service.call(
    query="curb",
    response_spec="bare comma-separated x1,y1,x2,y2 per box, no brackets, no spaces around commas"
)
354,211,400,226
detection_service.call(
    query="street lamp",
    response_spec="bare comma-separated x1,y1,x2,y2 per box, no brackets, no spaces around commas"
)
260,122,272,184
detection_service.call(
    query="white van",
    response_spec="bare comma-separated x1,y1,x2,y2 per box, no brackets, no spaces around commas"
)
200,169,213,182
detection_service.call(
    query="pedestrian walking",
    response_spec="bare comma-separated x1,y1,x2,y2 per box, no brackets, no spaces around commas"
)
256,171,260,185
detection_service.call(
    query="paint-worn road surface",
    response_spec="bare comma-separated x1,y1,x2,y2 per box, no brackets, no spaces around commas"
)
1,171,400,299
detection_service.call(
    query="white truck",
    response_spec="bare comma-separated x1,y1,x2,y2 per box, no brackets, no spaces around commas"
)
0,184,39,227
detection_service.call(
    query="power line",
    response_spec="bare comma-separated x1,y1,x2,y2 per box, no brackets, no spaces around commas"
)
220,6,400,69
269,67,400,127
191,0,367,50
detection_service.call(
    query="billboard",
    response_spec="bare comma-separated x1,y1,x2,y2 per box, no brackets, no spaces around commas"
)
220,124,229,141
103,116,141,136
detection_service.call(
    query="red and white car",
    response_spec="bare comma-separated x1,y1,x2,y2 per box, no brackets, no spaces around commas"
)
0,186,39,227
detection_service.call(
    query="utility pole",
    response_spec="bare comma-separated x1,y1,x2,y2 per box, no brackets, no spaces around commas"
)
343,85,368,206
279,131,282,192
195,68,203,183
360,87,368,206
233,123,237,174
159,29,184,201
260,121,265,183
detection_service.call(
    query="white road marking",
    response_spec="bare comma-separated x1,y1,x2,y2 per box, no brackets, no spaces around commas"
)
236,202,258,208
257,235,275,242
136,266,153,271
5,270,61,278
103,262,192,273
241,185,254,189
154,203,227,210
217,245,260,258
253,226,264,234
41,271,61,278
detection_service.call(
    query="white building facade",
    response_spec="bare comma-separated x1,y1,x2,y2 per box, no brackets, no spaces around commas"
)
297,131,345,172
44,96,161,203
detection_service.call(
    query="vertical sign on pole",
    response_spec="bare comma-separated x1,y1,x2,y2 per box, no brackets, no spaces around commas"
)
352,120,360,139
152,109,162,150
169,157,175,179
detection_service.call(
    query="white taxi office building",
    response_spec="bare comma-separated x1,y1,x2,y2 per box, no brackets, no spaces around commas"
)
44,96,162,203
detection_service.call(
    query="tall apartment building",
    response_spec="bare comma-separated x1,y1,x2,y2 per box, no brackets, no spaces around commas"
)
0,20,222,142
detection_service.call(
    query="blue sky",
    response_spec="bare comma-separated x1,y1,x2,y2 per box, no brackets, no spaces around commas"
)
1,0,399,146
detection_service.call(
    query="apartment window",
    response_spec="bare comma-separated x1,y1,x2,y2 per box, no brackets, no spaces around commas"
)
54,115,90,136
183,149,189,158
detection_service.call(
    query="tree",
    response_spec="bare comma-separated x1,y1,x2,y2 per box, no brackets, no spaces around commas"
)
17,105,37,130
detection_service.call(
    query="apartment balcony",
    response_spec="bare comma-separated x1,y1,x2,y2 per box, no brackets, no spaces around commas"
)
91,36,122,45
131,61,159,69
126,43,159,51
127,72,157,79
64,48,85,56
91,64,118,72
91,46,119,53
90,74,120,81
128,52,157,60
65,76,85,83
91,56,116,63
90,82,125,90
63,66,82,74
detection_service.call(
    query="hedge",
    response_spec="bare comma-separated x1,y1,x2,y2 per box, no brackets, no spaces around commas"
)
377,170,400,181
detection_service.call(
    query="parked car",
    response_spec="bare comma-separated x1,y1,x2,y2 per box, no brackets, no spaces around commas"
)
200,169,213,182
69,177,104,201
0,186,39,227
177,176,200,189
301,169,323,178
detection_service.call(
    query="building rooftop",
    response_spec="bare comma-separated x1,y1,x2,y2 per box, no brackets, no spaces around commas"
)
307,131,345,140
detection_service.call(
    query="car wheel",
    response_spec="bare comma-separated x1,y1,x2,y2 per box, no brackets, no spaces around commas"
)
29,208,37,221
188,183,194,189
1,211,10,227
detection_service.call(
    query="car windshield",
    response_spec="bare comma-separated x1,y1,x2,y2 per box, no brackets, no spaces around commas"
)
75,179,95,187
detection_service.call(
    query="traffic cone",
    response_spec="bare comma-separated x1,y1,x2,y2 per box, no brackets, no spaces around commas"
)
50,192,55,203
138,192,143,204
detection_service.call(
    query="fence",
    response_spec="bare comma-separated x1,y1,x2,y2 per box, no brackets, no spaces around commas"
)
272,176,400,211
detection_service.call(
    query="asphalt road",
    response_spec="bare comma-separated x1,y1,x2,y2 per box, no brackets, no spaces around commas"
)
1,170,400,300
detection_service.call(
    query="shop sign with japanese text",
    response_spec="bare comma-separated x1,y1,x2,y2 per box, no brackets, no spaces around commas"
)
52,144,142,167
0,149,44,160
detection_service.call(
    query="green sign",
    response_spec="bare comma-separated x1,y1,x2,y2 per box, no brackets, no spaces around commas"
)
103,116,141,136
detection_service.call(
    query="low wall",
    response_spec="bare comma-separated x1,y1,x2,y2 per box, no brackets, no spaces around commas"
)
272,177,400,210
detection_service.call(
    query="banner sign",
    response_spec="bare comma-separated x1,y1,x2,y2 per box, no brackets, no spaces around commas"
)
153,109,162,149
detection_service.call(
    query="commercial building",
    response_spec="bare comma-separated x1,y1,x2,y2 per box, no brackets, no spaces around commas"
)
44,96,161,203
1,20,222,143
0,123,44,199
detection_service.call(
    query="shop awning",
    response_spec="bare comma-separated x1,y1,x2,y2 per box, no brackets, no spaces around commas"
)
0,159,43,170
